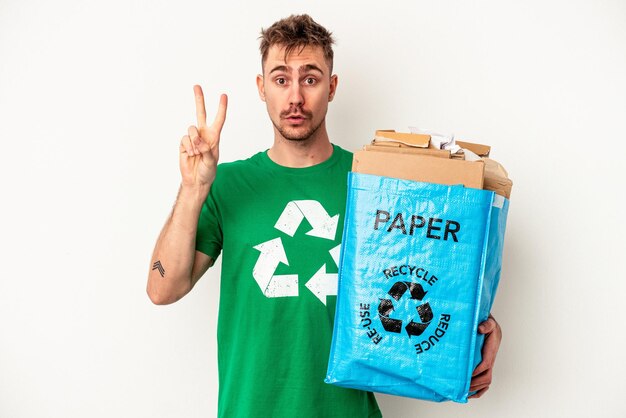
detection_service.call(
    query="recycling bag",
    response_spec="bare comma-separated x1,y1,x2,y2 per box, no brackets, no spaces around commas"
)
325,172,509,403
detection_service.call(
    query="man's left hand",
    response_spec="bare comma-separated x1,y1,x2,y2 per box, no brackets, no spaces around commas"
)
469,314,502,399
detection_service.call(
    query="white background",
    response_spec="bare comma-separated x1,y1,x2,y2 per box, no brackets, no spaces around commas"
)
1,1,624,417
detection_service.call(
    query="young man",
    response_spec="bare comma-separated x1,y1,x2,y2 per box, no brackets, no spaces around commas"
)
147,14,501,418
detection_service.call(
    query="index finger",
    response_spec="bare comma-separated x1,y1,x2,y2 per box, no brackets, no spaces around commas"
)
193,85,207,127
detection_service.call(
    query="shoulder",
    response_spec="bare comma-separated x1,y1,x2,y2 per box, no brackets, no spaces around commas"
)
215,151,266,176
333,144,353,157
209,151,269,198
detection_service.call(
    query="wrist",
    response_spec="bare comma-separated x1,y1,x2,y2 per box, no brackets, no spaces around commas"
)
178,182,211,206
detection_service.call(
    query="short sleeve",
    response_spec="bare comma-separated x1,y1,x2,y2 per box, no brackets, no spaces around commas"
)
195,186,223,260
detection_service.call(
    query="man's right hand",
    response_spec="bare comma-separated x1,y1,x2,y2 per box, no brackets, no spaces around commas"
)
147,85,226,305
179,85,228,187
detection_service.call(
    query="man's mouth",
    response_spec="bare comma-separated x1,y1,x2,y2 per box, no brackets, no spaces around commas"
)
284,114,307,124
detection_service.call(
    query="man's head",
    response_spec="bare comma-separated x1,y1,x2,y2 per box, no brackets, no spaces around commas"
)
257,15,338,143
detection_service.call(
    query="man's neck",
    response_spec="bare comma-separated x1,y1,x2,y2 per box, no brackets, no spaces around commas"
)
267,126,334,168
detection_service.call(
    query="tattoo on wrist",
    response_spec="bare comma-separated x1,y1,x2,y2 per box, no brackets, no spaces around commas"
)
152,260,165,277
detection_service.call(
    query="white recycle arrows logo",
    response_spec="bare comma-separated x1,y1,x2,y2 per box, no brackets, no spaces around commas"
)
252,200,341,305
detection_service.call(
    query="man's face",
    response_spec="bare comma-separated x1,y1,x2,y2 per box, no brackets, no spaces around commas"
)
257,44,338,142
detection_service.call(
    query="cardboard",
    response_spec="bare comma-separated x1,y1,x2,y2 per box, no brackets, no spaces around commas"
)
364,144,451,159
352,150,484,189
358,130,511,198
456,141,491,157
373,130,430,148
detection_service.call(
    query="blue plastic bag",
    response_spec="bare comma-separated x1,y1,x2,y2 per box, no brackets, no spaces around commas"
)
325,172,509,403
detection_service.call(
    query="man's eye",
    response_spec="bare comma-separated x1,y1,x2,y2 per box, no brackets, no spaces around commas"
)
304,77,317,85
276,78,287,85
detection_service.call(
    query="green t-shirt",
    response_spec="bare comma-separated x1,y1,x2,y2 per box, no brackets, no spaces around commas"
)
196,144,382,418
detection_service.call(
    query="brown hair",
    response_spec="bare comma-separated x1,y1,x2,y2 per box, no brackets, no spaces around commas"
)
259,14,335,73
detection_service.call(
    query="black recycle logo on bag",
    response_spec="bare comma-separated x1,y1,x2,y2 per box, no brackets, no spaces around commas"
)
378,281,434,337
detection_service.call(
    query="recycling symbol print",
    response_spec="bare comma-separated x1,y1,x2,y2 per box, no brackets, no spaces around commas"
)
252,200,340,305
378,281,434,337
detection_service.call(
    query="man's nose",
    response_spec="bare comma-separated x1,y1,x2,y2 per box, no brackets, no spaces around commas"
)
288,83,304,107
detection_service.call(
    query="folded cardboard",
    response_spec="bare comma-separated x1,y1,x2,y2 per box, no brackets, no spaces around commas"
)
352,149,484,189
364,144,451,159
456,140,491,157
373,130,430,148
359,131,512,199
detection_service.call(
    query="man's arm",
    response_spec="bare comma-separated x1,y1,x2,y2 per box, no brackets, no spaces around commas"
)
146,185,214,305
146,85,227,305
469,314,502,398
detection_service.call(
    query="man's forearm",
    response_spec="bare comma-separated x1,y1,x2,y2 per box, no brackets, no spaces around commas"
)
147,184,210,304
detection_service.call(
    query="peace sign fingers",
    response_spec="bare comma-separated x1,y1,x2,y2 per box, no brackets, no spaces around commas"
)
179,85,228,187
193,85,228,137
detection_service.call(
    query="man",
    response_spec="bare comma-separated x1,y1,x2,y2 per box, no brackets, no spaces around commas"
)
147,14,501,418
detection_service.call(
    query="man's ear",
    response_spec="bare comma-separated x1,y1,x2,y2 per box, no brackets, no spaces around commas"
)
256,74,265,102
328,74,338,102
